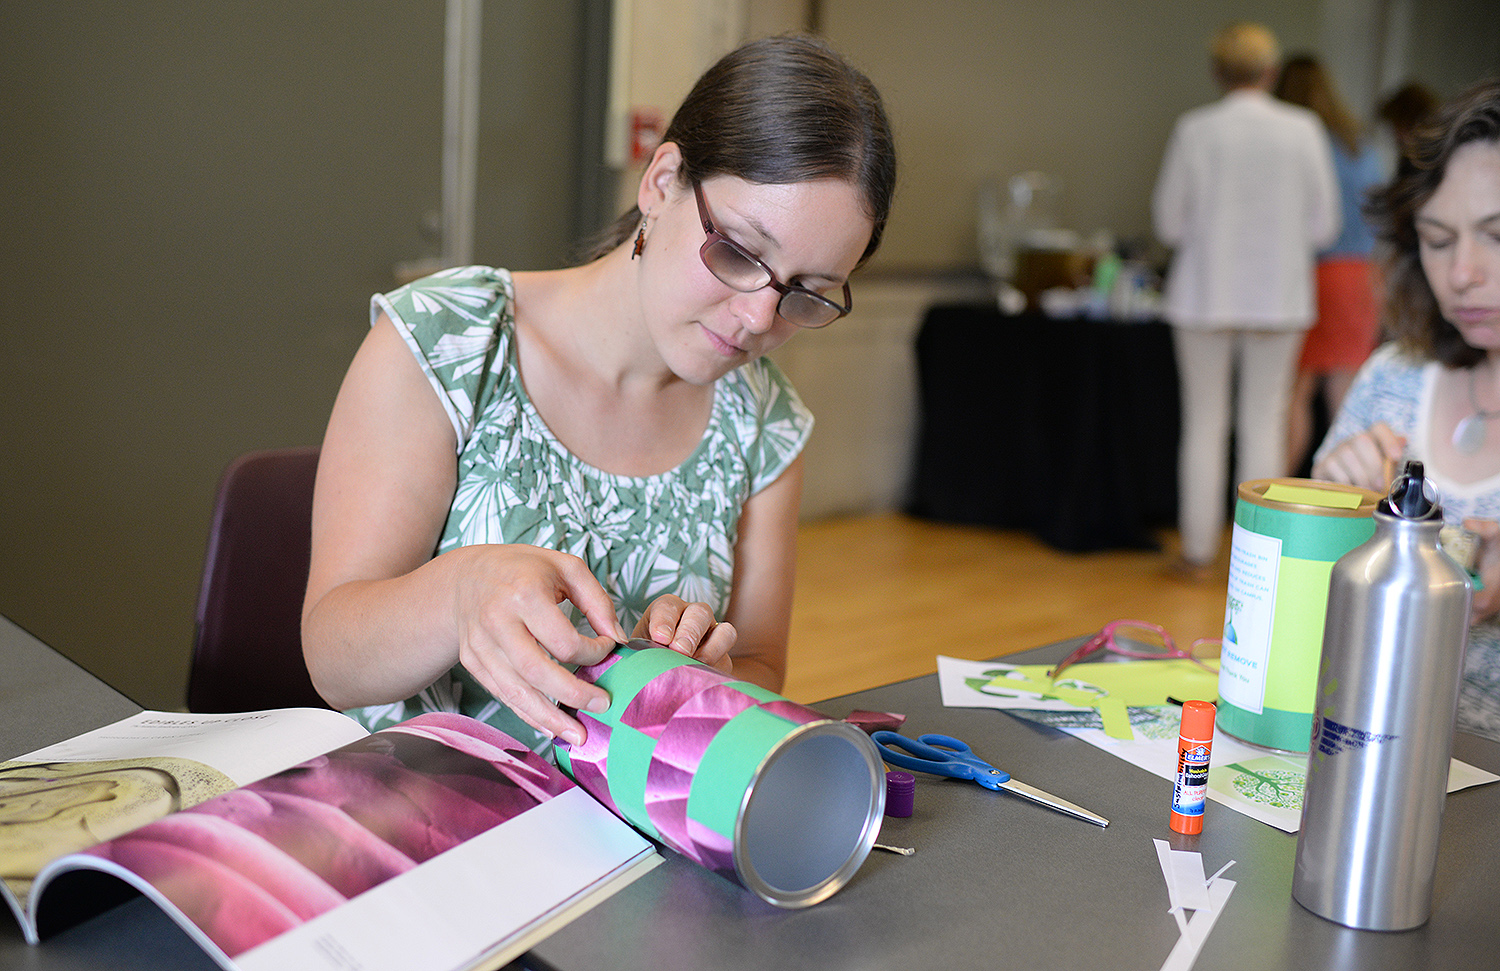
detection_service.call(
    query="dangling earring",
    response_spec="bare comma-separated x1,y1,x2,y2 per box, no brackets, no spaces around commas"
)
631,218,647,259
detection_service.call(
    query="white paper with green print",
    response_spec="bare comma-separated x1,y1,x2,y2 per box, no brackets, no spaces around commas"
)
937,655,1499,832
937,655,1219,740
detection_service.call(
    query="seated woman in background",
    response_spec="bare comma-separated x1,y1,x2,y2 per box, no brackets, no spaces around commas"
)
1312,79,1500,742
299,35,896,754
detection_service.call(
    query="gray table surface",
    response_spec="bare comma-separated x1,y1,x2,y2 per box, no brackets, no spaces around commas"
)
3,615,1498,971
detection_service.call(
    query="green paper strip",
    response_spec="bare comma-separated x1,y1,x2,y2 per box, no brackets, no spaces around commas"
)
1234,499,1375,561
592,645,697,726
1048,683,1112,709
1218,701,1314,752
991,659,1220,707
726,681,783,704
601,722,662,840
985,659,1223,741
686,706,800,840
1264,556,1334,711
1097,696,1133,740
983,669,1057,697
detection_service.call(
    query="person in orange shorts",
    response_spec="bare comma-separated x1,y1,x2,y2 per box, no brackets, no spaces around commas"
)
1276,55,1388,473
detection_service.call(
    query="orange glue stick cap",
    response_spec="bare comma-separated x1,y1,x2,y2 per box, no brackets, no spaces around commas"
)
1180,700,1216,741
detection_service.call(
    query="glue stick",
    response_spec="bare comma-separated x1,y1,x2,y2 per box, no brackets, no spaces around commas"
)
1170,700,1216,835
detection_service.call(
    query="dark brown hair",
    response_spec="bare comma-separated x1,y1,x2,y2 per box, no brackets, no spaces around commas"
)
582,34,896,266
1275,54,1362,154
1378,82,1440,152
1368,79,1500,367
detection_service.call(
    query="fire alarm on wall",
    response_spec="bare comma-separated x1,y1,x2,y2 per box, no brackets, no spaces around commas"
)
630,108,664,164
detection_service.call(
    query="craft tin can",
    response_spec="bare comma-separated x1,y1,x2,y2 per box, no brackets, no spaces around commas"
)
1217,478,1381,752
1292,466,1472,930
555,641,886,908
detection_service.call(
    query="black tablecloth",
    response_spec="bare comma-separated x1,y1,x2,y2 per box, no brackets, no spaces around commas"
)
908,304,1179,552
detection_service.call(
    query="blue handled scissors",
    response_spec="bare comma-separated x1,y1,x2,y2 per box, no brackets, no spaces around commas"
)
872,731,1109,828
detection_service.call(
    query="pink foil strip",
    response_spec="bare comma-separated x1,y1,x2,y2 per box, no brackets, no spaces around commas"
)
685,815,736,875
760,699,824,726
644,683,761,862
621,663,734,737
842,709,908,733
562,715,619,817
574,649,627,683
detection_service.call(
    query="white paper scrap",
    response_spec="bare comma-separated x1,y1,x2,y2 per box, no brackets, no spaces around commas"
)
1153,839,1212,913
936,655,1089,712
1152,839,1236,971
1164,878,1235,967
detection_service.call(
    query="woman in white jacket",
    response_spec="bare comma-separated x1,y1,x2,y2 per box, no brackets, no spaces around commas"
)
1153,22,1340,580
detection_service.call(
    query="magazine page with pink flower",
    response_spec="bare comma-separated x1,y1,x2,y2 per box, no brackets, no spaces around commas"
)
2,706,372,933
12,713,657,971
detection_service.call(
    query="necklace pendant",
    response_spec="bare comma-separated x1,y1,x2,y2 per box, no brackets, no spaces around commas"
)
1454,413,1488,454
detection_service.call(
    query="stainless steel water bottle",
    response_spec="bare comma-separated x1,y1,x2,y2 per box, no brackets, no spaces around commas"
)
1291,461,1472,930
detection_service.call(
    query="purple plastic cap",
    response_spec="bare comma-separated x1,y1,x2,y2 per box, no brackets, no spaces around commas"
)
885,770,916,818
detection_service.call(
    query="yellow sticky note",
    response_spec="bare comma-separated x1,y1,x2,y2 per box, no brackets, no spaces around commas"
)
1261,482,1363,510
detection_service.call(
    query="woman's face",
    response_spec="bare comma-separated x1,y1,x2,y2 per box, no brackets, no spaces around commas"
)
638,160,874,386
1417,140,1500,350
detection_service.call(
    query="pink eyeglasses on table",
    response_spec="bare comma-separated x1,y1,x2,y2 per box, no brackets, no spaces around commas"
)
1047,620,1221,681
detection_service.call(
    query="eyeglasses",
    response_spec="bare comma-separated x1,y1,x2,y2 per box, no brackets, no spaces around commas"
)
692,181,852,328
1047,620,1220,681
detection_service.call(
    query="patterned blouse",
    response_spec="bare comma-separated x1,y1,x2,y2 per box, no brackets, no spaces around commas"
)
1315,342,1500,742
348,266,814,752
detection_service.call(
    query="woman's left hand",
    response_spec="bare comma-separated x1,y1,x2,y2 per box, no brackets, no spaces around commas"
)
1464,518,1500,625
634,595,737,675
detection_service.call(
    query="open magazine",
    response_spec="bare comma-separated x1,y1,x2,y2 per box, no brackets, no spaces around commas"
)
0,708,658,971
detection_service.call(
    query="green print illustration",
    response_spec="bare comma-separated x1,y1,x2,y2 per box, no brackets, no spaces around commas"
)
1219,757,1305,811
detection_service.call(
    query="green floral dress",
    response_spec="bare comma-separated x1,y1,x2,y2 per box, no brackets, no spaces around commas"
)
348,266,814,754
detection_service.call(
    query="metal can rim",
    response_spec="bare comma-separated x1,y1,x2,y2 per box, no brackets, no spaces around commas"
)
730,719,886,908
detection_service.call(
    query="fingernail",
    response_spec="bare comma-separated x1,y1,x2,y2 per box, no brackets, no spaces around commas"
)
564,729,585,746
587,694,610,714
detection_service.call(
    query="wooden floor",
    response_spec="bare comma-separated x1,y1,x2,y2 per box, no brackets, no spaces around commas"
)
780,513,1232,705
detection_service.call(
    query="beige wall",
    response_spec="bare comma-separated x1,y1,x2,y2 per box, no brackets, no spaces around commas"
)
616,0,1498,274
821,0,1496,273
824,1,1320,271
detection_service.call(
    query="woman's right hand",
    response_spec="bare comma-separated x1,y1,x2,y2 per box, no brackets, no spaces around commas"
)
303,315,627,748
448,544,627,745
1311,422,1407,492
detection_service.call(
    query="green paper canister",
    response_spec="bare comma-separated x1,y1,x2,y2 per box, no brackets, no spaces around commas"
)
554,641,886,908
1218,478,1381,751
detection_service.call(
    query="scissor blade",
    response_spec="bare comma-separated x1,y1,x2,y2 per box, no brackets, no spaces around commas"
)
999,779,1110,828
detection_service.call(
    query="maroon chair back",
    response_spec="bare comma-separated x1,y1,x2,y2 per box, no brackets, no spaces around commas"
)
188,446,330,712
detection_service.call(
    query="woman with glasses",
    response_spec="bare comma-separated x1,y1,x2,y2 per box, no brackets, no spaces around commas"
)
1312,80,1500,742
300,35,896,755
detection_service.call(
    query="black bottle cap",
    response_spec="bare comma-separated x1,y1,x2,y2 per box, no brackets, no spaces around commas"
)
1388,460,1436,519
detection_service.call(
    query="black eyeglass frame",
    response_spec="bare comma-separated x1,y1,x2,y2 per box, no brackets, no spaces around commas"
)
691,181,853,328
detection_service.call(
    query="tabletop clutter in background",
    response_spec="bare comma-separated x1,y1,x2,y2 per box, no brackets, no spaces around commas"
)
976,169,1163,321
